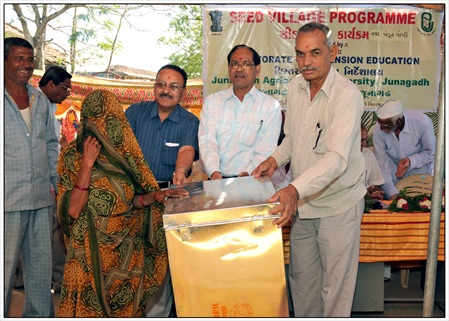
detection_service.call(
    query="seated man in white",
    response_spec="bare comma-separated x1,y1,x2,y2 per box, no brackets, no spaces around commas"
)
373,100,435,200
361,124,384,200
361,123,390,280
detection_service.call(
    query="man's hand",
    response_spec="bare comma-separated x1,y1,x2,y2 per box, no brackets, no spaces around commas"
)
370,190,384,200
252,156,278,178
396,157,410,179
173,170,188,185
210,171,222,180
267,184,299,228
238,171,249,177
367,186,384,200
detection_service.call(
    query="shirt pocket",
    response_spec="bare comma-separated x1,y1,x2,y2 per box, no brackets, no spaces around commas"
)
4,110,29,157
312,127,327,154
241,122,263,147
33,109,48,140
384,141,400,161
161,142,179,169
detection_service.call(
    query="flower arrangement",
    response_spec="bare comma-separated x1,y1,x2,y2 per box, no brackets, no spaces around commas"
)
395,196,411,210
418,196,432,210
388,188,441,212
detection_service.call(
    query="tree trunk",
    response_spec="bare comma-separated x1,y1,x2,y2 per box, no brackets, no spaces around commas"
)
70,8,78,74
105,7,128,72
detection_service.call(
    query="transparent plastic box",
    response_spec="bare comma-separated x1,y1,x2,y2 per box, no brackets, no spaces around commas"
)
164,176,288,317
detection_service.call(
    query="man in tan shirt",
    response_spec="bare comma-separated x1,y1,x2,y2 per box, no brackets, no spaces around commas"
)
253,22,366,317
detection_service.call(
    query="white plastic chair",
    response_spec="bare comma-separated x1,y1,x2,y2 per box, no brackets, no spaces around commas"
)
396,174,433,197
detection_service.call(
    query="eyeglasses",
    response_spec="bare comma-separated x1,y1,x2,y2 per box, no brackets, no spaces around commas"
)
60,84,71,93
154,81,184,92
378,123,394,130
229,61,255,69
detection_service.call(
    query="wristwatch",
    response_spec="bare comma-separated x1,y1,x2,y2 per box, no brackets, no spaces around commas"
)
173,167,188,177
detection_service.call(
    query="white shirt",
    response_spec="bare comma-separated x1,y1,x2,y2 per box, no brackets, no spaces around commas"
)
362,147,385,188
20,107,31,130
373,110,436,198
199,85,282,177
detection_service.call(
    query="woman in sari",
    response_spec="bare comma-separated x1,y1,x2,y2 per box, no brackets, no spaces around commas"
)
56,90,188,317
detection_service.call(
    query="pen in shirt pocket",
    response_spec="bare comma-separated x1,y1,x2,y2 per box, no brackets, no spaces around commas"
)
164,140,179,147
313,123,323,149
258,120,263,130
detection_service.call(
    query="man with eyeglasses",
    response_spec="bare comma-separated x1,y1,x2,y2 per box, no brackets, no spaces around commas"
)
39,66,72,294
373,99,435,200
198,44,282,180
39,66,72,107
4,37,59,317
125,64,199,317
39,66,73,150
253,23,366,317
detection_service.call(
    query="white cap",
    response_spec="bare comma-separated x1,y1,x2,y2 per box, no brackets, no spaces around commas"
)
376,99,403,119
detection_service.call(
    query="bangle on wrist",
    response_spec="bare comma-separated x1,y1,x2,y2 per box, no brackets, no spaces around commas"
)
74,184,89,191
139,194,145,207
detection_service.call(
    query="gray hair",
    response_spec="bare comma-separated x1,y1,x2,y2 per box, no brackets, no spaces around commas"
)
297,22,333,48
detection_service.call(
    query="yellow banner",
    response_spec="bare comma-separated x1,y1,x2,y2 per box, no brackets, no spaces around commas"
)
204,4,443,111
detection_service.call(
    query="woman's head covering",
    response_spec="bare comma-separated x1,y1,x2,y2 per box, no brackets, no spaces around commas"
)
57,90,167,315
77,90,159,193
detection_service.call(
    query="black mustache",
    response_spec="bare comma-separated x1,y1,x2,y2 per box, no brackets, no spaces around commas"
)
160,92,173,99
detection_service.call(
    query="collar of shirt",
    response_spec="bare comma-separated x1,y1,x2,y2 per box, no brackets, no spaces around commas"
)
224,85,257,102
400,112,411,134
148,101,182,124
297,66,337,99
6,83,40,112
36,86,57,113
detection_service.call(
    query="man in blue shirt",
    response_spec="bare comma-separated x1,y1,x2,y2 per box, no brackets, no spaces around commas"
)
14,66,73,294
125,64,199,317
4,37,59,317
126,64,199,188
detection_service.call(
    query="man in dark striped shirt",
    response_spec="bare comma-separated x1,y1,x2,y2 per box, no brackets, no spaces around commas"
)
126,64,199,189
125,64,199,317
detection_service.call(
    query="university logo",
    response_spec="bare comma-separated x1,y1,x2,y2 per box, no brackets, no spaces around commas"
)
209,10,223,33
419,12,435,35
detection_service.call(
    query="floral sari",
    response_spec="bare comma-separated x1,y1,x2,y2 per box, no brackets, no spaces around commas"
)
56,90,167,317
61,109,79,143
